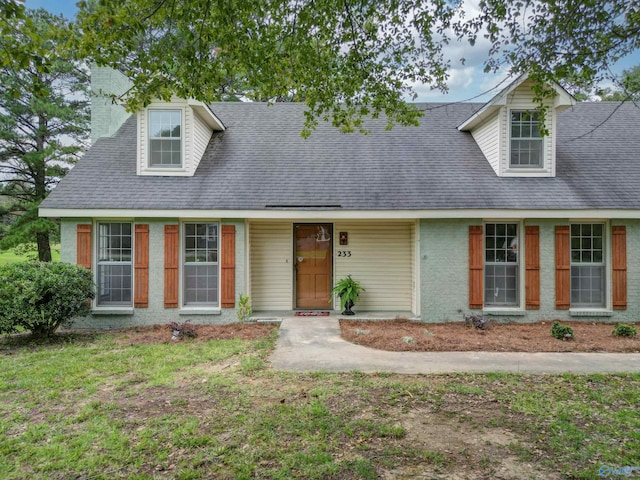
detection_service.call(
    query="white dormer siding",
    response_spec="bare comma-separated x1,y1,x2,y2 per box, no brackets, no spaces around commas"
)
137,99,225,177
459,75,574,178
470,111,500,175
192,107,212,172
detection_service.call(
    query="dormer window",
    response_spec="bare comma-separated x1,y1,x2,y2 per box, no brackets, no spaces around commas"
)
137,100,224,176
458,75,575,178
510,110,543,168
149,110,182,168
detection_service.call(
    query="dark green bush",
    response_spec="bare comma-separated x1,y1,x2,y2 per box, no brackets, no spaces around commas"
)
0,262,95,337
551,321,574,341
612,323,637,337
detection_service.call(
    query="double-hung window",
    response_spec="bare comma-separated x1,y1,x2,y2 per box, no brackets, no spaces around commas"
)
485,223,519,307
571,223,605,307
149,110,182,168
184,223,219,306
97,223,132,306
510,110,543,168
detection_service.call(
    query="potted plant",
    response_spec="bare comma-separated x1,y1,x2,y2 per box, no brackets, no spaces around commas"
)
329,275,365,315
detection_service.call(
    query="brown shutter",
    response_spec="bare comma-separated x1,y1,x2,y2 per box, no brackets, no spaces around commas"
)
612,225,627,310
555,226,570,309
77,224,92,269
525,226,540,310
221,225,236,308
134,224,149,308
469,225,483,309
164,225,179,308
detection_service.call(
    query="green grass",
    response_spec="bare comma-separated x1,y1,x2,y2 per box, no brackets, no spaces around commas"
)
0,244,60,265
0,330,639,479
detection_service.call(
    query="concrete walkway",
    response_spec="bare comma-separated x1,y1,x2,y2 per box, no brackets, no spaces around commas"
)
269,316,640,374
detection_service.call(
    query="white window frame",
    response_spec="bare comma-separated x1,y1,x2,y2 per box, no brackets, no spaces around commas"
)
182,222,220,308
96,222,133,308
509,109,544,169
483,221,523,309
148,109,183,169
570,222,608,309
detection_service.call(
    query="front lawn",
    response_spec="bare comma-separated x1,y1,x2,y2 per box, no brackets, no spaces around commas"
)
0,326,638,479
0,244,61,266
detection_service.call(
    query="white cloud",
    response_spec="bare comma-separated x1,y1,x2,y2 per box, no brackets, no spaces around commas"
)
408,0,516,103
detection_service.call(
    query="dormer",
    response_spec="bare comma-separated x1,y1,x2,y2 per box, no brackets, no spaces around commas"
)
458,75,575,177
137,99,225,176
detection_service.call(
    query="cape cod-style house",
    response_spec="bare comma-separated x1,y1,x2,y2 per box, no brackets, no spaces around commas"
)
39,67,640,328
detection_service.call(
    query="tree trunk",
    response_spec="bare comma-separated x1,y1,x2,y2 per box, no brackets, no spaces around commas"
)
37,231,52,262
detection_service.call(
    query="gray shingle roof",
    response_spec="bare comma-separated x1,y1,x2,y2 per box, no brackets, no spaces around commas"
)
41,101,640,212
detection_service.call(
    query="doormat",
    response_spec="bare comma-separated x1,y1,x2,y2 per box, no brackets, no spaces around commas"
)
294,311,330,316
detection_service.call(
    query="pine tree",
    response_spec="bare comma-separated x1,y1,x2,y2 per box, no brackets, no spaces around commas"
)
0,8,89,261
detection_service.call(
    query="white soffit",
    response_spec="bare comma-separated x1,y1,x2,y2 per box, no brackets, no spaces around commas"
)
39,207,640,220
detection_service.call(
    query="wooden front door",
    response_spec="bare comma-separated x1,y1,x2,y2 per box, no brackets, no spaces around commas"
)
295,224,332,309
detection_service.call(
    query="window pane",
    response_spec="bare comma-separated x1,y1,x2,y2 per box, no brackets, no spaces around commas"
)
97,223,133,306
592,224,603,237
98,222,132,262
510,110,543,168
485,264,518,306
184,265,218,305
97,264,132,305
485,223,519,307
183,223,219,306
149,110,181,138
149,110,181,167
570,224,605,308
593,237,602,250
571,265,605,307
571,224,580,236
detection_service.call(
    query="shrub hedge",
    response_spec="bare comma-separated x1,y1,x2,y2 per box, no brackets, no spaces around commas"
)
0,262,95,337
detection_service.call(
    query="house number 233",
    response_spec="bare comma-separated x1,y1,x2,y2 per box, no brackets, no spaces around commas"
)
337,251,352,257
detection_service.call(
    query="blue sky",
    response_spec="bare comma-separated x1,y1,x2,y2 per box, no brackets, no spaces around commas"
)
27,0,640,103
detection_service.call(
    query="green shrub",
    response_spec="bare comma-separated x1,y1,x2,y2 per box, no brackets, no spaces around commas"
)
237,293,252,323
0,262,95,337
612,323,637,337
551,321,574,341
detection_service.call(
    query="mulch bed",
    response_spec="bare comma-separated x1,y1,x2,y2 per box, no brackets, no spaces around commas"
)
340,319,640,352
114,323,277,345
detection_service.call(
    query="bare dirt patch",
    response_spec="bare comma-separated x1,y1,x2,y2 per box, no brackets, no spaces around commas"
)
113,322,277,345
340,319,640,352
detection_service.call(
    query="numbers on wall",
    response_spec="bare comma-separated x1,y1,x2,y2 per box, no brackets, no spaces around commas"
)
337,250,352,257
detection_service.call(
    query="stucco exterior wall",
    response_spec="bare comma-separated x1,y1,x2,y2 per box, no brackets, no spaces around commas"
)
419,218,640,323
61,218,245,328
420,219,476,322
